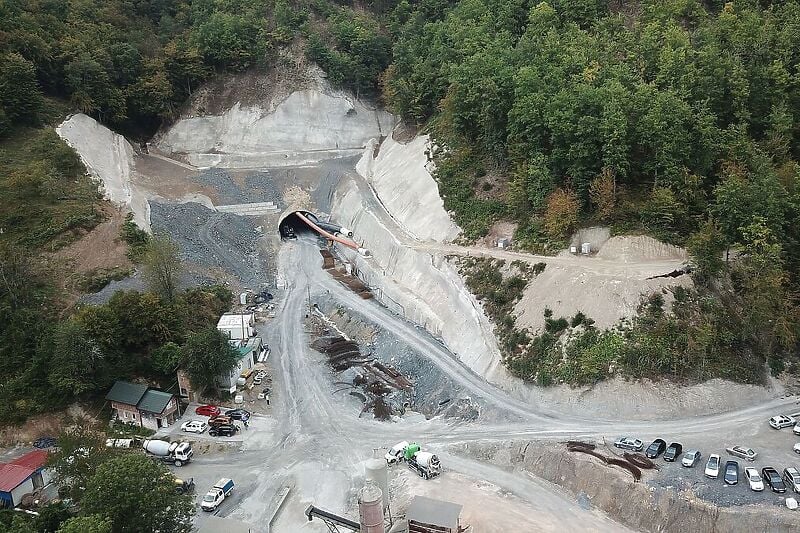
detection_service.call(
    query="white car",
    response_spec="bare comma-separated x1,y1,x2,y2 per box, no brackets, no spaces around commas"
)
794,424,800,436
613,437,643,451
794,443,800,454
705,454,720,478
769,415,796,429
385,441,409,465
744,467,764,491
181,420,208,434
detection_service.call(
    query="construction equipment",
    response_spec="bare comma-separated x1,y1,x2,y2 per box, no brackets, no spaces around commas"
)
305,504,360,532
142,440,193,467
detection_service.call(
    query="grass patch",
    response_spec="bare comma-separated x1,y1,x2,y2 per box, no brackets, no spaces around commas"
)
79,266,135,293
0,117,103,251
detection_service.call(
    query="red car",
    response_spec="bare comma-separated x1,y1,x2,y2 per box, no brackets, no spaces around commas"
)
195,404,220,417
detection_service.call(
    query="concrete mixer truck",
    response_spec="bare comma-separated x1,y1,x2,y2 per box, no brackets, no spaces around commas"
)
142,439,193,467
386,442,441,479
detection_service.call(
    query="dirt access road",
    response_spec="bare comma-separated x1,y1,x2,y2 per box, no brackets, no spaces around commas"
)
179,236,798,532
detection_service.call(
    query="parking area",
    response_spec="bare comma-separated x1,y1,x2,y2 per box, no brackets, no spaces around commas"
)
609,416,800,507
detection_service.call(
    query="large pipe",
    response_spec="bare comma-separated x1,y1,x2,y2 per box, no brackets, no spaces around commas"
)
304,212,354,238
295,211,360,250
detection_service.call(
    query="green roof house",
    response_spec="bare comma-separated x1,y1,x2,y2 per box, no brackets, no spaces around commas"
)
106,381,179,431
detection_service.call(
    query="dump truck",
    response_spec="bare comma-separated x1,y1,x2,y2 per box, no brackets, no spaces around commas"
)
201,478,234,512
142,439,193,467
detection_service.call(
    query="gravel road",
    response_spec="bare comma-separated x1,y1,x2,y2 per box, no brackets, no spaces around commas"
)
176,236,799,532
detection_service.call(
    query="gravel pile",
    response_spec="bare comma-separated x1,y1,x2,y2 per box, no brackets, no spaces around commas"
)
244,172,285,208
150,201,272,288
191,168,284,207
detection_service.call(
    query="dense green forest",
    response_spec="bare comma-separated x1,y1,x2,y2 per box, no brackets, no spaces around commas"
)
2,0,800,412
381,0,800,384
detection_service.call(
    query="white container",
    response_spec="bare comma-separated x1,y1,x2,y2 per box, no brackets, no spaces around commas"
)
581,242,591,255
570,246,578,254
236,377,246,387
234,394,244,404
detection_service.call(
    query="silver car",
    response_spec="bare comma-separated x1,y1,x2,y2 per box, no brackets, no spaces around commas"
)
726,446,757,461
614,437,643,451
681,449,702,467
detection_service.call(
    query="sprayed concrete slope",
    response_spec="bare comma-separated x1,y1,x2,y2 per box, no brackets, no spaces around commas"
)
56,113,150,231
157,90,396,168
333,179,501,378
356,135,460,242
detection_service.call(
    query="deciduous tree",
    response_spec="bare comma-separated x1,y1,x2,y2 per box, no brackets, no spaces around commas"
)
181,327,240,393
543,188,579,239
81,454,193,533
142,235,181,302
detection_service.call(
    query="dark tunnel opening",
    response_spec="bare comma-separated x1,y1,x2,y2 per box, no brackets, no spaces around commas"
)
279,211,313,240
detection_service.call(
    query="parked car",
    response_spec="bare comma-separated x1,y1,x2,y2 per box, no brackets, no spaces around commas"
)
744,467,764,491
225,409,251,421
209,415,234,427
180,420,208,434
724,460,739,485
783,467,800,493
209,424,239,437
726,446,757,461
664,442,683,462
645,439,667,459
794,443,800,455
762,467,787,493
33,436,57,449
614,437,643,451
195,404,221,417
705,454,721,478
794,424,800,436
769,415,796,429
681,449,702,467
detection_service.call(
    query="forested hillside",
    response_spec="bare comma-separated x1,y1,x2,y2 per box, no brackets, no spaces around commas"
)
381,0,800,385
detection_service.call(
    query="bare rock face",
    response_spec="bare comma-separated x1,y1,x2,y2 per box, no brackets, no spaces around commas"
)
56,113,150,232
155,69,396,169
356,135,461,243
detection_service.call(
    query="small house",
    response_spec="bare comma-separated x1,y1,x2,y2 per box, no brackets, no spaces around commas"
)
0,450,50,508
105,381,179,431
217,337,264,393
217,313,255,341
407,495,463,533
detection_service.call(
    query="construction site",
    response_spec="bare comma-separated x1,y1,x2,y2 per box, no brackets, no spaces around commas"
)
53,64,800,532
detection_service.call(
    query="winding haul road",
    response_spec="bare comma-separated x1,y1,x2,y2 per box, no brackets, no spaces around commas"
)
175,236,797,531
174,164,797,532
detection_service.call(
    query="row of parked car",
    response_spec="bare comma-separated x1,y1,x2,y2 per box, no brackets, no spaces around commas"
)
614,436,800,494
180,405,252,437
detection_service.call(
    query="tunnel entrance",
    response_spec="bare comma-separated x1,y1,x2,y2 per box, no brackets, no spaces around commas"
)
279,211,363,252
279,211,314,240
